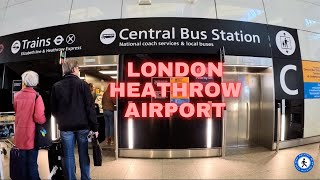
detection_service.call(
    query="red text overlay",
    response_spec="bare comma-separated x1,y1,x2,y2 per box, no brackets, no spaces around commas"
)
110,62,241,118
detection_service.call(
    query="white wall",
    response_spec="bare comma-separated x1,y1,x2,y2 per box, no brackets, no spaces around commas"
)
302,0,320,6
122,0,216,18
69,0,122,23
304,99,320,137
298,29,320,137
0,7,5,31
0,0,72,35
264,0,320,33
0,0,8,8
215,0,267,24
298,30,320,62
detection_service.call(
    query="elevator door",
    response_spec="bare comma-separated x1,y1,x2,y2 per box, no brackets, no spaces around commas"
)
224,72,261,148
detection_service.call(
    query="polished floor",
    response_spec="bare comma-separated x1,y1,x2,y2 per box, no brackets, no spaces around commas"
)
1,143,320,179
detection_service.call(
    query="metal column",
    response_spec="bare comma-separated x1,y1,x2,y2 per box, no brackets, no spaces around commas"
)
281,99,286,141
114,111,118,160
276,103,281,152
114,57,120,160
222,110,227,157
220,46,226,157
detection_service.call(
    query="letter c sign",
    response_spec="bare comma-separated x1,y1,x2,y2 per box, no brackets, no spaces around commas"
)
280,65,298,96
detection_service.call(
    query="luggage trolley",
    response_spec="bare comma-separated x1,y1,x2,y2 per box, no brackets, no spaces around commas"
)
0,112,15,154
0,111,15,180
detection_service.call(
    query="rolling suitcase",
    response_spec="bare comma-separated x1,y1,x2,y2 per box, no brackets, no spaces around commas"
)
9,147,27,180
48,139,65,180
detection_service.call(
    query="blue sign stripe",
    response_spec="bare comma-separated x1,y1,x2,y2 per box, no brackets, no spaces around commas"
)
304,82,320,99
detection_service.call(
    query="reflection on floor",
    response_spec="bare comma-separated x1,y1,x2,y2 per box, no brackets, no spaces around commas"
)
1,143,320,179
225,146,271,156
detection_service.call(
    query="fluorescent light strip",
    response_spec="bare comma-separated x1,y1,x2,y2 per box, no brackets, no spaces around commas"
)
281,99,286,141
79,64,117,67
281,115,286,141
206,118,212,148
99,70,118,75
111,76,117,79
223,72,265,75
223,64,271,68
128,118,134,149
51,115,56,141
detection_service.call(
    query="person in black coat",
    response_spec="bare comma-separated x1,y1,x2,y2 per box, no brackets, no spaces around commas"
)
51,59,99,180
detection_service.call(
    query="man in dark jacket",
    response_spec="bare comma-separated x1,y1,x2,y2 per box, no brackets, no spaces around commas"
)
51,59,99,180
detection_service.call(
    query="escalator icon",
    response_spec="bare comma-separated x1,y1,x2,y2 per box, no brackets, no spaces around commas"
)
276,30,296,56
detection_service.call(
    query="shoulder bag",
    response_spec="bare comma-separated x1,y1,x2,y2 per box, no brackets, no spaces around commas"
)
34,93,52,149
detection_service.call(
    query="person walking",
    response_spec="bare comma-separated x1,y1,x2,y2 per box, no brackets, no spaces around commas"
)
88,83,97,101
102,83,116,145
14,71,46,180
51,59,99,180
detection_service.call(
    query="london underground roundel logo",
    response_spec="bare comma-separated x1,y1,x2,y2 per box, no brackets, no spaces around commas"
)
11,40,21,54
0,44,4,54
100,28,116,45
276,30,296,56
294,153,314,173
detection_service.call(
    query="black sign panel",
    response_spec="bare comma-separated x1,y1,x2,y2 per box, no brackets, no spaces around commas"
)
268,25,301,60
0,18,272,63
273,58,304,100
12,80,22,91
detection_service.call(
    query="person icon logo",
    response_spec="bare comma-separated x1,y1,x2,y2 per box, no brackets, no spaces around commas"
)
302,158,307,168
294,153,314,173
275,30,296,56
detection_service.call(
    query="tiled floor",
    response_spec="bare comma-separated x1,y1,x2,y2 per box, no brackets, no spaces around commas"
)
2,143,320,179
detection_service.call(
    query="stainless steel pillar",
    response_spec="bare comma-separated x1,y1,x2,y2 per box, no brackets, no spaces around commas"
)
222,109,227,157
114,110,118,160
276,103,281,152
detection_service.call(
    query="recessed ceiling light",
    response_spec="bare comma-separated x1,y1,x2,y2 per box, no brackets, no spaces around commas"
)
223,65,270,68
79,64,117,67
189,0,198,4
139,0,151,5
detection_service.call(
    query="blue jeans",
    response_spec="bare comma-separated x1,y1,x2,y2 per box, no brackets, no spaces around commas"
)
103,110,114,138
21,149,39,180
60,130,90,180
